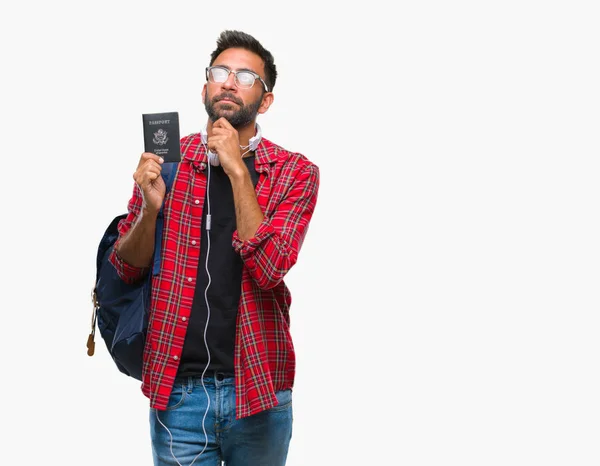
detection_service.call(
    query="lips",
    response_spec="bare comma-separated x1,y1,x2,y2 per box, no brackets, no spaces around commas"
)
215,95,241,105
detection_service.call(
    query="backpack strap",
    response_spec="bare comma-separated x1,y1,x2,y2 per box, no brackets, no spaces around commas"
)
152,162,178,276
88,162,179,358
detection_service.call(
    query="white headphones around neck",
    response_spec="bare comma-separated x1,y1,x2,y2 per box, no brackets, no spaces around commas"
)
201,123,262,166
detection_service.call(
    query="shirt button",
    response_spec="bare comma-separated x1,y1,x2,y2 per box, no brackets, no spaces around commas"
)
181,316,187,322
173,355,179,361
194,199,200,205
199,163,206,170
187,277,192,282
191,240,197,245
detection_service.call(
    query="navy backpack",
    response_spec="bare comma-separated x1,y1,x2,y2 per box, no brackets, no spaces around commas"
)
87,163,177,380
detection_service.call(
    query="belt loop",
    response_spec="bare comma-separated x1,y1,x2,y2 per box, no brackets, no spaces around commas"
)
187,376,193,393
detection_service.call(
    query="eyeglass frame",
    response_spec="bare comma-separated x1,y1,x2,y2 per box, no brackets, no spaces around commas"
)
205,65,270,93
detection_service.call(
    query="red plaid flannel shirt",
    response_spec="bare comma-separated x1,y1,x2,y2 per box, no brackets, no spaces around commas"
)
109,133,319,419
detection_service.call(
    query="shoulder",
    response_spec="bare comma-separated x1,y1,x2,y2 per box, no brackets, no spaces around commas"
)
261,138,319,176
180,132,202,149
178,133,206,161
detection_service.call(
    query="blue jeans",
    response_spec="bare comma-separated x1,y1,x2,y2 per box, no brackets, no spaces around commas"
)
149,372,293,465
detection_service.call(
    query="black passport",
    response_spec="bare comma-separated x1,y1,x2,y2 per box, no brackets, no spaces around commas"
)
142,112,181,163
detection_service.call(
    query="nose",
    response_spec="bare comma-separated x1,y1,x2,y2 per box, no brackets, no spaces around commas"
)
222,71,237,90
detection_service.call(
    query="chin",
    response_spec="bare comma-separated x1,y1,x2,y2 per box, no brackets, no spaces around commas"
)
218,110,239,121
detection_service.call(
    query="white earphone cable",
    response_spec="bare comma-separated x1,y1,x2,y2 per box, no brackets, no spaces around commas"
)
155,146,213,466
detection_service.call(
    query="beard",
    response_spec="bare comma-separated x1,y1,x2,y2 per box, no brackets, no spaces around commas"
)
204,90,263,128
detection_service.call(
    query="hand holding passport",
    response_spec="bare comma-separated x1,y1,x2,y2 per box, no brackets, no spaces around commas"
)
142,112,181,163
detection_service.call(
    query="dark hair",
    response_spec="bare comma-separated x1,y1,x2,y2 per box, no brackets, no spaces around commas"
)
209,30,277,92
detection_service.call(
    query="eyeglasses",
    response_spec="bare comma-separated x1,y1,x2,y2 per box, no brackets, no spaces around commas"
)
206,66,269,92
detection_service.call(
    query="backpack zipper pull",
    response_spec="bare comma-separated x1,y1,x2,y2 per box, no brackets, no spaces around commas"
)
87,333,95,356
88,288,98,356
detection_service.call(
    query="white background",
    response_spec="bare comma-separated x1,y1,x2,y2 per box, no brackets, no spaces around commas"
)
2,1,599,465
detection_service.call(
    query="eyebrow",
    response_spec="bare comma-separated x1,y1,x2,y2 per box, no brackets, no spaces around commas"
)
216,65,259,75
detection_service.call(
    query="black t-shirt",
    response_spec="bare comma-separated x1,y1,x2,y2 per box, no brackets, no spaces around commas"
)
177,156,259,376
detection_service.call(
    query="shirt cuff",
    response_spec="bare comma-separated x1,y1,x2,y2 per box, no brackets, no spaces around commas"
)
109,246,150,283
232,219,275,256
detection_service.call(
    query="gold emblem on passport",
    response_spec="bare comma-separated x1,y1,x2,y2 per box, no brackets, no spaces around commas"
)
153,128,169,146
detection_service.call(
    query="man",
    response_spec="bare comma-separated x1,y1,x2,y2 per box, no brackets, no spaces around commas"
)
109,30,319,465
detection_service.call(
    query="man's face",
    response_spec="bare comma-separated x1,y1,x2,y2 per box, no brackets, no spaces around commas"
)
203,48,270,128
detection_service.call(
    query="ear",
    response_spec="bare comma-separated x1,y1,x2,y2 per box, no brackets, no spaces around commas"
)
257,92,274,115
202,84,207,104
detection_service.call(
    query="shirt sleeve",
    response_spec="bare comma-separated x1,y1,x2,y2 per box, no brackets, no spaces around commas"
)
108,183,150,284
232,163,320,290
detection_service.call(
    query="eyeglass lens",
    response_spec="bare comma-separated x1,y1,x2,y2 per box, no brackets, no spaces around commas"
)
209,67,255,88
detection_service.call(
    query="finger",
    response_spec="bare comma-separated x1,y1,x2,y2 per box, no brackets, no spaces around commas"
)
138,152,164,169
133,170,156,187
209,131,233,143
135,163,162,182
214,117,235,130
207,139,229,154
143,152,165,163
211,127,230,135
144,171,161,184
140,171,163,189
133,164,162,185
207,135,227,146
141,158,164,172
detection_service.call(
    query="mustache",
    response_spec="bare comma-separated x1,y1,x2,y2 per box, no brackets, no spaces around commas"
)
213,93,243,106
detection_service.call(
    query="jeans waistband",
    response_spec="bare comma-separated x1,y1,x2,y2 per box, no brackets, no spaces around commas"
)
175,370,234,384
